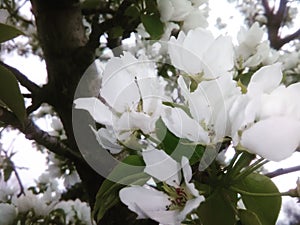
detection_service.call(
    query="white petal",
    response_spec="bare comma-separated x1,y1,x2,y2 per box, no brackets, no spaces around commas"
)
74,97,113,126
143,149,181,186
162,107,210,144
181,157,192,183
157,0,174,22
182,10,208,32
117,111,158,134
120,186,183,225
203,35,234,78
247,63,282,96
241,117,300,161
119,186,171,219
101,53,140,113
0,203,17,225
178,197,204,222
91,127,123,154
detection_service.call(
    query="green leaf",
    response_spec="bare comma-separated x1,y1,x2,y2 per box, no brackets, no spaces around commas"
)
155,118,205,164
93,155,149,222
140,13,164,39
80,0,100,10
125,5,140,19
3,158,14,182
0,65,26,124
235,173,281,225
0,67,25,121
0,23,24,43
109,26,124,39
238,209,262,225
238,71,254,87
198,189,237,225
145,0,158,13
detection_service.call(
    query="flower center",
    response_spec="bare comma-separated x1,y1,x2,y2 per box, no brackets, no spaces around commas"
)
162,183,191,211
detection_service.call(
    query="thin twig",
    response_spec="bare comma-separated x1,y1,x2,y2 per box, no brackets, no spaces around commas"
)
0,106,83,163
2,150,25,197
265,165,300,178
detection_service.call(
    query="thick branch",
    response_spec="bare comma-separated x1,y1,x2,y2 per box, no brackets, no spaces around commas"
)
276,0,288,23
0,106,83,163
261,0,271,15
261,0,299,49
265,165,300,178
0,61,41,94
281,28,300,45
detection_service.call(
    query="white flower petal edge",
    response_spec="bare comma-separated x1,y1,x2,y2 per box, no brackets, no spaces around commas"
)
143,149,181,186
74,97,113,126
91,127,123,154
161,106,210,144
247,63,282,96
168,28,234,79
240,116,300,161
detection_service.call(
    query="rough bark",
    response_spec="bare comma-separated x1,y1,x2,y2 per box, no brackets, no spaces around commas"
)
27,0,157,224
29,0,102,203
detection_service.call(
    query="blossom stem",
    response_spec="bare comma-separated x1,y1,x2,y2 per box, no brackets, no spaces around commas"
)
225,151,241,172
233,159,269,182
230,186,290,197
225,152,255,180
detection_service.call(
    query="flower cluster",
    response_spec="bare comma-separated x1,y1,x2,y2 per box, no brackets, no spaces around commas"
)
0,174,94,225
75,22,300,225
137,0,208,40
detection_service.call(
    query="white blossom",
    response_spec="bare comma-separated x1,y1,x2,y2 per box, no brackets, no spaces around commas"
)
0,203,17,225
75,52,167,153
162,74,240,144
120,149,204,225
55,199,94,225
230,63,300,161
12,191,56,216
235,22,279,69
168,28,234,80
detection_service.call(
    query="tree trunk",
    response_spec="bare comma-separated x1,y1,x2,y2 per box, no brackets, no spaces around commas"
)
29,1,157,224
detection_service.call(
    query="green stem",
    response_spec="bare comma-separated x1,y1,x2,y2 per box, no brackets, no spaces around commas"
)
233,159,269,182
230,186,290,197
226,152,255,179
225,151,240,172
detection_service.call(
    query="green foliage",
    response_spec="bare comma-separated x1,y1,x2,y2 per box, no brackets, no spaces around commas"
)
3,158,14,182
0,23,24,43
0,65,26,124
140,13,164,39
93,155,149,222
238,209,263,225
155,118,206,164
234,173,282,225
80,0,100,10
198,189,237,225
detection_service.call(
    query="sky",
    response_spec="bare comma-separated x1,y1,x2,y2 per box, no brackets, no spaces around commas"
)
1,0,300,223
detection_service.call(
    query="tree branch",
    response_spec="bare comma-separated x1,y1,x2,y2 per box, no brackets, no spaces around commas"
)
261,0,271,15
281,28,300,45
0,106,83,163
276,0,288,23
265,165,300,178
85,0,139,52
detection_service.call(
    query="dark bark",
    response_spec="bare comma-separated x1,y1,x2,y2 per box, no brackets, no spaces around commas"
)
262,0,300,49
25,1,156,224
29,0,106,211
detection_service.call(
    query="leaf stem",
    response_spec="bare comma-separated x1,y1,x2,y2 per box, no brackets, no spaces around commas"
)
230,186,290,197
